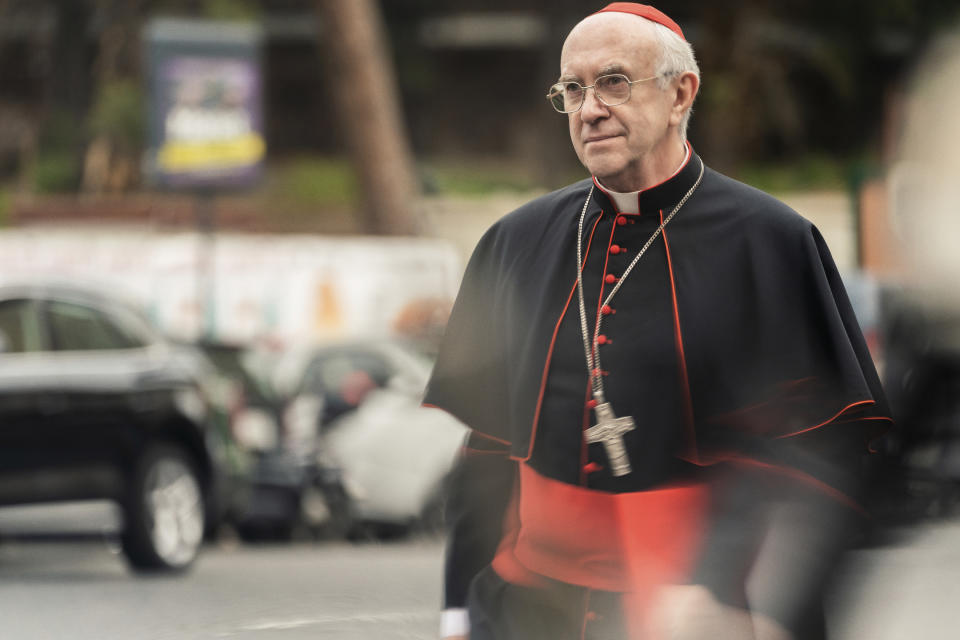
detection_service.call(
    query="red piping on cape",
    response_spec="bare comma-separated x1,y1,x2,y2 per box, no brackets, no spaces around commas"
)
705,379,892,443
421,403,513,446
833,415,895,431
461,447,510,456
726,455,868,516
523,214,604,461
716,377,818,419
836,416,894,424
661,217,699,463
775,399,875,439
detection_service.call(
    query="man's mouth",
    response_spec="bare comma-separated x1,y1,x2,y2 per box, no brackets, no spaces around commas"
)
584,134,620,144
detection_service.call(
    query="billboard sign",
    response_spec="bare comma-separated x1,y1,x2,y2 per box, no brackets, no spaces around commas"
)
145,19,265,190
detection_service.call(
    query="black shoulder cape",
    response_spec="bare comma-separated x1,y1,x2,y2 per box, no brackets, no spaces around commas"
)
425,154,890,462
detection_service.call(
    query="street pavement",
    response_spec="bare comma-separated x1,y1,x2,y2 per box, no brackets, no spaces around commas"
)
1,507,958,639
830,518,960,640
0,532,444,640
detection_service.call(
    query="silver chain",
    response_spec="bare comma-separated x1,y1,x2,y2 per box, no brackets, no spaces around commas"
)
575,158,704,404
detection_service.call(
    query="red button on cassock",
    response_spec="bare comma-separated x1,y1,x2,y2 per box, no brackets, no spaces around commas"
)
583,462,603,475
616,216,627,226
604,273,617,284
585,611,599,622
610,244,622,254
586,399,598,409
601,305,613,315
596,334,608,345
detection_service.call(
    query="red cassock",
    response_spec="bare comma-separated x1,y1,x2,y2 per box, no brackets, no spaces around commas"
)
425,147,891,639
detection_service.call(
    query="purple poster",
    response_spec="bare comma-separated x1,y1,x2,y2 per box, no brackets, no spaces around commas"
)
146,20,264,190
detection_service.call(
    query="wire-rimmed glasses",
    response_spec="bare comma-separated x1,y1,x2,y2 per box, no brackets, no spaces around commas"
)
546,73,659,113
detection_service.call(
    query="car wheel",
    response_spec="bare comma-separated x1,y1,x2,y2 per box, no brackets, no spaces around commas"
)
121,444,206,572
236,520,294,542
302,482,353,540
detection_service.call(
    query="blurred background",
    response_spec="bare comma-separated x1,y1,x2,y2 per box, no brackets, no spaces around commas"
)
1,1,960,639
0,0,956,252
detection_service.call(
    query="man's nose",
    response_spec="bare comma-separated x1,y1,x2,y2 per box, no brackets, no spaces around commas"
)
579,88,609,122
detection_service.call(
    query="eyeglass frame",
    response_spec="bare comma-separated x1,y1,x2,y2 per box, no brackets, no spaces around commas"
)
546,73,661,113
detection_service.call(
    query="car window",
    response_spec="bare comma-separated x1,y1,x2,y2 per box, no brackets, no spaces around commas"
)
0,299,44,352
46,301,143,351
302,350,393,395
104,304,159,347
202,344,275,404
301,349,395,425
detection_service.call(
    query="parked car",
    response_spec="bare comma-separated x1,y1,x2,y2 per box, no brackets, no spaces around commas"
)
195,340,351,541
278,340,466,537
0,281,250,571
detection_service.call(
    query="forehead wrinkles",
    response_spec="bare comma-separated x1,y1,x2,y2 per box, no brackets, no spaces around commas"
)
560,14,658,79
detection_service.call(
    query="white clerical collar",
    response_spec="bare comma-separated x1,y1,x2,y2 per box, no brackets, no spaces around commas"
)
593,143,691,214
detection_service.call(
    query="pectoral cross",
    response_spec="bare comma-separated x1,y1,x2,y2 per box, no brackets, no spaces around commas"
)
585,402,636,476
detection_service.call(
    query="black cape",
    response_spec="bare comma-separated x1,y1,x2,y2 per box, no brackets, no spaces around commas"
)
424,151,890,463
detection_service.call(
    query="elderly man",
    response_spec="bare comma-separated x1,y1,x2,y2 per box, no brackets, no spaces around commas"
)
425,3,890,639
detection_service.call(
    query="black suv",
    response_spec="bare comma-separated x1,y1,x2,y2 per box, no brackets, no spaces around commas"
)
0,282,249,571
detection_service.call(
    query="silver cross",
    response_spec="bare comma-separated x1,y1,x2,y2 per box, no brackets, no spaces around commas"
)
584,402,636,476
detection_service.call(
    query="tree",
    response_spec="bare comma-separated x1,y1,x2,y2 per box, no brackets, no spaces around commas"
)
315,0,420,235
83,0,148,193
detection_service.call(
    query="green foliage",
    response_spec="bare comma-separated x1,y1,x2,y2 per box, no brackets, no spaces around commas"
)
421,161,537,195
269,156,358,207
87,80,145,150
736,154,854,193
150,0,260,20
266,155,543,209
33,110,82,193
201,0,261,21
37,110,82,152
33,150,79,193
0,186,10,227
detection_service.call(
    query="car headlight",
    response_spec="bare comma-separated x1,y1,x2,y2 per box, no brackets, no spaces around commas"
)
174,387,208,423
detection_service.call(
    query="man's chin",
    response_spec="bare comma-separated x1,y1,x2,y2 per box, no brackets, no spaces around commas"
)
584,158,624,179
589,166,629,187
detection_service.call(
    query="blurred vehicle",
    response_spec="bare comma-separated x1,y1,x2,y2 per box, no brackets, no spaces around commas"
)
196,341,351,541
0,281,250,571
835,270,960,531
871,286,960,524
279,340,466,536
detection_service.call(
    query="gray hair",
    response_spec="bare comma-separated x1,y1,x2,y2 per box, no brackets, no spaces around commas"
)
649,22,700,141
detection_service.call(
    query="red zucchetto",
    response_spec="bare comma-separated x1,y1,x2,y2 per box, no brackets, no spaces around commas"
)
593,3,686,41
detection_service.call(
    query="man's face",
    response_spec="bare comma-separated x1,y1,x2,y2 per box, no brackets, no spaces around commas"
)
560,14,680,191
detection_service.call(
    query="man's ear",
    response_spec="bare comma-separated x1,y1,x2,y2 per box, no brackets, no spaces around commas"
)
670,71,699,127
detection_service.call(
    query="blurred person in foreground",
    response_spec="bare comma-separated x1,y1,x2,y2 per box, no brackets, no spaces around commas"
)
424,3,891,639
878,33,960,519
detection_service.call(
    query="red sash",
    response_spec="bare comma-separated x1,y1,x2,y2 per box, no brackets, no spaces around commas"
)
492,463,709,637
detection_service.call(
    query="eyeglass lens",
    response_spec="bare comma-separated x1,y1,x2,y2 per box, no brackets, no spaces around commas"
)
549,75,633,113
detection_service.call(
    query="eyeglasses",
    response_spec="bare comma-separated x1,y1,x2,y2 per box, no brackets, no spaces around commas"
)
546,73,659,113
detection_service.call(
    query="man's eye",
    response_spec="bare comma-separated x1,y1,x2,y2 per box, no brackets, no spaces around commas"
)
564,82,583,95
600,75,627,89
